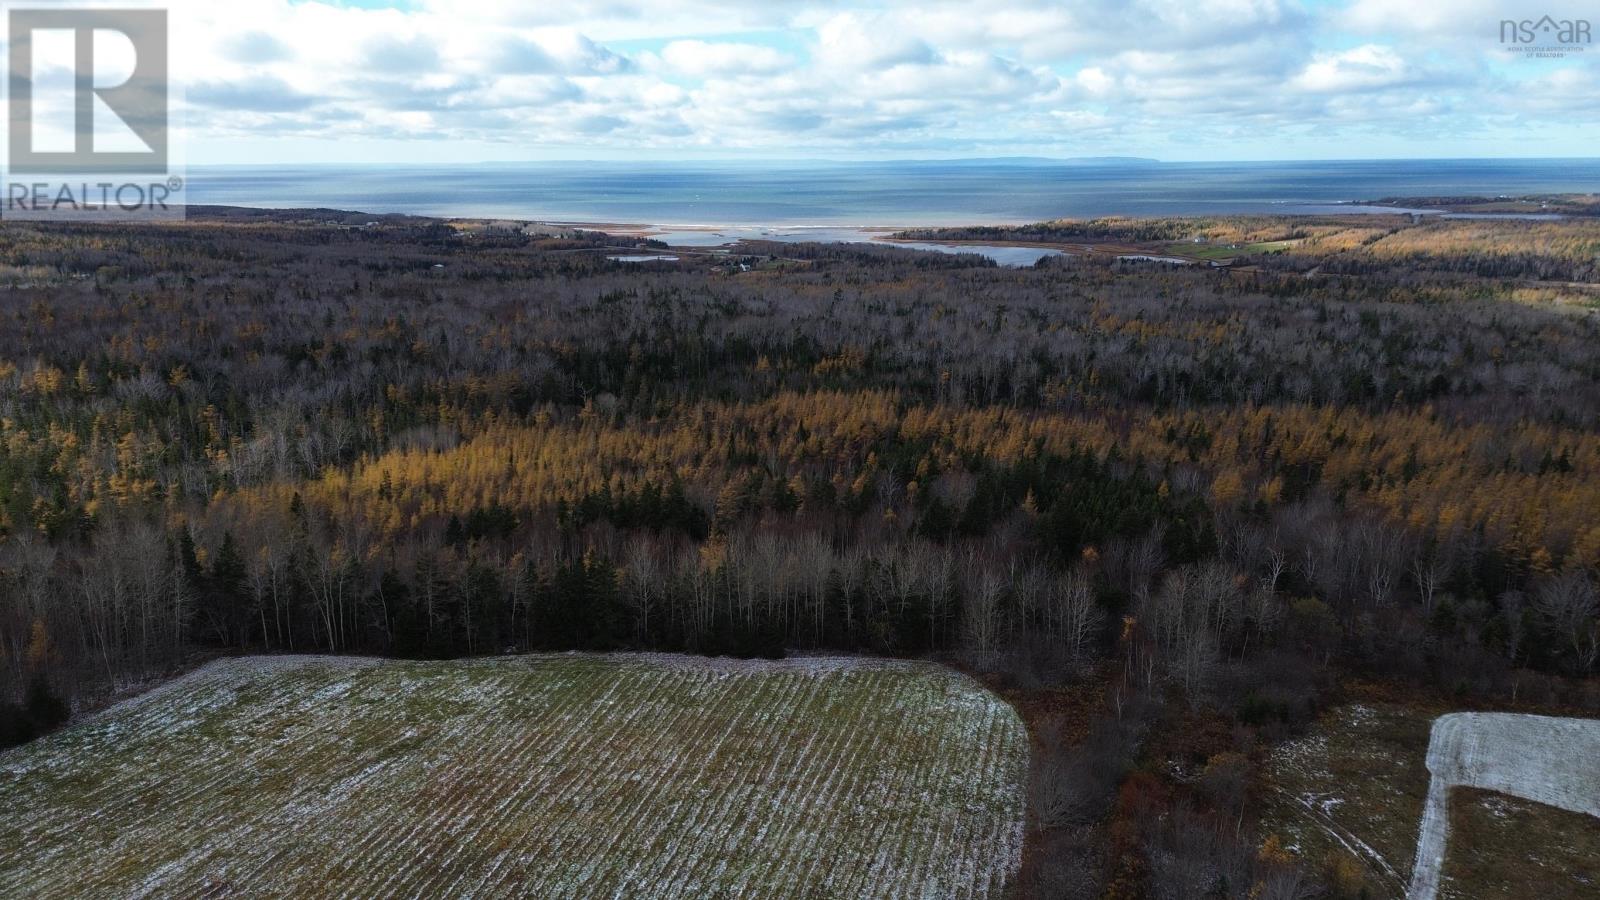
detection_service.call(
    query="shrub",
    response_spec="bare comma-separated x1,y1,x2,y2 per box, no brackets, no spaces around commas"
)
25,675,71,731
0,700,40,750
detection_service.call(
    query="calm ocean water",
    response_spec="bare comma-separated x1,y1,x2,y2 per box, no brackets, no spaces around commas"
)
185,158,1600,227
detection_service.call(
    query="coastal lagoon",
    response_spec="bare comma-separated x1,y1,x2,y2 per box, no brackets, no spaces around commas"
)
635,226,1065,267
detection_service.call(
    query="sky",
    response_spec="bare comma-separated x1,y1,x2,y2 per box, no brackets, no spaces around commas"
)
25,0,1600,163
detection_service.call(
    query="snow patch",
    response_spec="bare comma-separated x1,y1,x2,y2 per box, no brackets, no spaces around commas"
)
1407,712,1600,900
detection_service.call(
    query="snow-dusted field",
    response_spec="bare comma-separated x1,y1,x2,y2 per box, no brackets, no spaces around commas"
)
1408,713,1600,900
1264,702,1600,900
1262,703,1422,899
0,655,1027,898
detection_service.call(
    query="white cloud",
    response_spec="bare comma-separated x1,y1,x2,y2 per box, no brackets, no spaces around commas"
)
1074,67,1115,97
659,41,794,78
815,13,939,71
104,0,1594,160
1492,64,1600,115
1338,0,1591,38
1292,45,1415,93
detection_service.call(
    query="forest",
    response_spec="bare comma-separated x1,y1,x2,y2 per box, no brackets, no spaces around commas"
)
1,209,1598,897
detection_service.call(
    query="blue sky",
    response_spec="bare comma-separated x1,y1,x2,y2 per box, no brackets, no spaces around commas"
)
145,0,1600,163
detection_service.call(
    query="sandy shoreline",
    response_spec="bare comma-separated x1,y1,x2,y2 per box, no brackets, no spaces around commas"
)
536,221,914,238
524,219,1191,266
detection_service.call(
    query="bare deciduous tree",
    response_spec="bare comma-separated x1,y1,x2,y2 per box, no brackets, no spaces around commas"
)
1535,572,1600,672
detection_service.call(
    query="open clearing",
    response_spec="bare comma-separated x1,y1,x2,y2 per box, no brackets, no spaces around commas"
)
1262,702,1600,900
0,655,1026,899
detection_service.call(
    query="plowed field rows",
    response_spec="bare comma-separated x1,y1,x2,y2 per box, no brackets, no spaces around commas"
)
0,655,1026,898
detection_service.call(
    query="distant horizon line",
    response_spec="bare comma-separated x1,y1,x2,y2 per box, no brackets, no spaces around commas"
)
180,155,1600,169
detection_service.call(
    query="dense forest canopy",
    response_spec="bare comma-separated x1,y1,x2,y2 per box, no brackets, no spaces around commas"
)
2,209,1598,897
0,213,1597,696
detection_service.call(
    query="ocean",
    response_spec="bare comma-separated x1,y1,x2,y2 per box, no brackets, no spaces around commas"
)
185,158,1600,227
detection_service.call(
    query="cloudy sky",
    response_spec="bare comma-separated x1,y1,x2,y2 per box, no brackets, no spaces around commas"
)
137,0,1600,162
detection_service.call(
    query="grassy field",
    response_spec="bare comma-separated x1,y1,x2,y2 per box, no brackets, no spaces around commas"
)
1443,787,1600,898
1261,702,1600,899
1182,239,1300,260
0,655,1027,899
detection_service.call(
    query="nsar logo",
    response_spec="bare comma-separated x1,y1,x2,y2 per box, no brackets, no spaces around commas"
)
1499,15,1591,59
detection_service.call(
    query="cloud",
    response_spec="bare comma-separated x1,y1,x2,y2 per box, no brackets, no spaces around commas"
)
221,31,294,65
816,13,939,71
525,30,634,75
574,114,628,134
362,34,441,75
905,0,1309,59
490,37,560,75
143,0,1600,160
417,0,810,39
1292,45,1418,93
659,41,794,78
1492,64,1600,115
190,77,319,112
1337,0,1591,38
